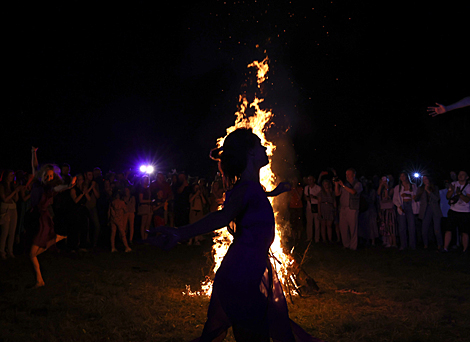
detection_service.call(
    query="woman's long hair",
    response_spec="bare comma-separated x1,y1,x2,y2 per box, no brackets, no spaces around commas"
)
398,172,411,193
320,179,333,197
210,128,260,188
420,174,436,193
0,169,15,194
37,164,63,187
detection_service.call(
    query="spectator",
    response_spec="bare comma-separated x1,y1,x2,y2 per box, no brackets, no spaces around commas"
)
93,167,108,231
16,171,33,253
209,179,224,213
443,171,469,252
103,178,113,202
174,173,191,228
393,172,419,250
126,170,136,188
450,171,458,183
377,175,397,247
387,174,396,190
54,164,76,251
84,171,101,248
60,163,72,185
122,187,136,244
358,177,378,246
152,190,167,229
335,168,363,250
69,174,93,251
114,172,128,190
136,175,152,240
188,183,207,245
168,173,179,227
439,179,452,246
150,172,173,224
108,189,132,253
0,170,22,259
318,179,336,243
304,175,321,243
198,178,210,215
93,167,104,183
414,175,443,250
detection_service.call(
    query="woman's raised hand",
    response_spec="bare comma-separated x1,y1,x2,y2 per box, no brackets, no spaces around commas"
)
427,103,446,117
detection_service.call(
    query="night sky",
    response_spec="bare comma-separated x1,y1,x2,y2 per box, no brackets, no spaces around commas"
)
4,1,469,181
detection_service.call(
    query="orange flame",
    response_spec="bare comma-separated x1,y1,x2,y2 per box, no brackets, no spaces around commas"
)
183,56,297,297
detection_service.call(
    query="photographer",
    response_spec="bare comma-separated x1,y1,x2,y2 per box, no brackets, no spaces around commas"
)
443,171,470,253
335,168,363,250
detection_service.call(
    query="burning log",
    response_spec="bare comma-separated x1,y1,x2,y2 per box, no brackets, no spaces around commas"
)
276,242,320,303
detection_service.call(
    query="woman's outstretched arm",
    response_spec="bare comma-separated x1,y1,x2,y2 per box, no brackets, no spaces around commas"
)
265,181,291,197
149,183,249,249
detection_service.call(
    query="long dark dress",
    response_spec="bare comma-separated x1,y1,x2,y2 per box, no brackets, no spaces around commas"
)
194,181,323,342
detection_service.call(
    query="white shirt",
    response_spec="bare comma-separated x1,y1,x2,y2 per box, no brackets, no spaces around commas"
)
393,184,418,216
304,184,321,205
449,181,470,213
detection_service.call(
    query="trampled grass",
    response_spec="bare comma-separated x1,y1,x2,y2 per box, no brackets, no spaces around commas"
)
1,241,469,342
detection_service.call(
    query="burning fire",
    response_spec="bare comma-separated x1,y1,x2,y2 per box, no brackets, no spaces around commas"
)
183,57,298,297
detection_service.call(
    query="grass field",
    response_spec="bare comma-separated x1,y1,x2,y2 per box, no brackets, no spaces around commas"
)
1,240,469,342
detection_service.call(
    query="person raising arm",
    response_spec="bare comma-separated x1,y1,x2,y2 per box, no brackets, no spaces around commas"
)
428,96,470,117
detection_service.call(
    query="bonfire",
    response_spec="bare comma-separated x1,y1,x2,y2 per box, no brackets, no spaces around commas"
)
183,57,318,299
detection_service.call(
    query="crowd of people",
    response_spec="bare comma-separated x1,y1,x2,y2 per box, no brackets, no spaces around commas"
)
0,146,469,286
291,168,469,253
0,147,228,255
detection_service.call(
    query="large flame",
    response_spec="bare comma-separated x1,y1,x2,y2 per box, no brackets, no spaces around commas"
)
183,57,297,297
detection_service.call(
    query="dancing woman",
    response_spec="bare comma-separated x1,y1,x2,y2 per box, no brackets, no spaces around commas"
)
149,129,322,342
29,149,75,288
